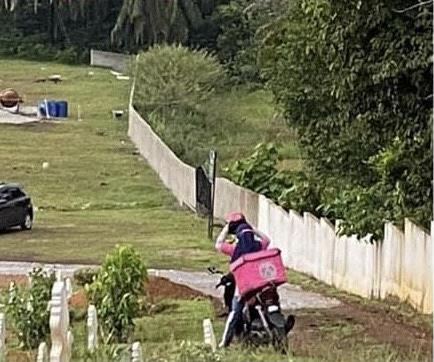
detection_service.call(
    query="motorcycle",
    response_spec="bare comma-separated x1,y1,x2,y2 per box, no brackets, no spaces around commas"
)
208,266,295,351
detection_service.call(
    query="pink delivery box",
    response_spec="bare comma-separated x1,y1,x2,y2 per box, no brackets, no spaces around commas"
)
230,248,286,298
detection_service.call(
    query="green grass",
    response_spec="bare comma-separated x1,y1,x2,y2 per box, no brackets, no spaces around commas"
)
138,84,303,172
0,58,224,269
0,58,430,362
286,269,433,331
68,297,428,362
205,87,302,171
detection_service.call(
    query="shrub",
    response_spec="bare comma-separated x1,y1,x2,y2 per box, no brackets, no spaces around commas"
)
214,0,287,85
260,0,432,229
6,268,55,349
134,44,225,116
86,245,147,342
224,143,280,196
225,142,410,240
74,267,99,287
133,44,231,166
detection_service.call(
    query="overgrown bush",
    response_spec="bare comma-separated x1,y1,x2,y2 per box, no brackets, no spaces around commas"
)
134,44,225,116
74,267,99,287
259,0,432,230
224,143,281,197
6,268,55,349
225,142,414,240
134,44,234,166
86,245,147,342
214,0,288,85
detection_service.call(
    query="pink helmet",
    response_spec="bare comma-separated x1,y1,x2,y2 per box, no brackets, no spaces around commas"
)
224,211,245,223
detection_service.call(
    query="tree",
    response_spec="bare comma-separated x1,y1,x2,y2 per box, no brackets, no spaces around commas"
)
111,0,225,50
258,0,432,234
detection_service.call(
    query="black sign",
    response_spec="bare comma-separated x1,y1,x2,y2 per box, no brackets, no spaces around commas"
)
195,150,217,239
196,166,212,216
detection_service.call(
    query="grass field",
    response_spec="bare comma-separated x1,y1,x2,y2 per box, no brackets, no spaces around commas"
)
0,59,431,362
203,87,303,171
137,83,303,172
0,58,222,269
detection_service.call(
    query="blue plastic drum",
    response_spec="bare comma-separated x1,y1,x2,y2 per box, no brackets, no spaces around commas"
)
38,100,57,117
56,101,68,118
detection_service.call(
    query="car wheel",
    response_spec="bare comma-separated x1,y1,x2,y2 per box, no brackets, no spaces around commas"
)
21,213,33,230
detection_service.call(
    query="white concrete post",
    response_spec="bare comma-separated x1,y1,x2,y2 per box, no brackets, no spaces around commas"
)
65,278,72,301
87,305,98,352
131,342,143,362
202,318,216,352
37,342,48,362
0,313,5,361
49,280,71,362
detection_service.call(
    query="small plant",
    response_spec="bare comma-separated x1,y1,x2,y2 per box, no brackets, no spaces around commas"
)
74,343,129,362
86,245,147,342
6,268,55,349
74,267,99,287
224,143,280,196
143,341,222,362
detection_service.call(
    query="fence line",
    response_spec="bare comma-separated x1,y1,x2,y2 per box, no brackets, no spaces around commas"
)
90,49,131,73
127,81,432,314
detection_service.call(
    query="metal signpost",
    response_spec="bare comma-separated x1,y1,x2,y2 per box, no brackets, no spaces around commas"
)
195,150,217,240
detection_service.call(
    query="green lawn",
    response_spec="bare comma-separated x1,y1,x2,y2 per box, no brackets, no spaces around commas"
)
137,83,303,172
204,87,302,171
0,58,222,269
0,59,430,362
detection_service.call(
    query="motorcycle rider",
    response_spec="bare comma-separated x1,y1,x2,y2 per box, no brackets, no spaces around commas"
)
215,211,271,348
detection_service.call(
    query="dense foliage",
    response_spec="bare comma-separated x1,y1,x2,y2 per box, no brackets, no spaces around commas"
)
111,0,226,50
86,245,147,342
0,0,227,59
252,0,432,236
74,267,99,287
214,0,286,84
225,143,398,239
6,268,55,349
0,0,122,60
134,44,230,165
134,44,224,115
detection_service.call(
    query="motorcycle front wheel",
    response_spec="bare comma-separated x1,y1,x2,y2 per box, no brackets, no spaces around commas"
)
272,327,289,354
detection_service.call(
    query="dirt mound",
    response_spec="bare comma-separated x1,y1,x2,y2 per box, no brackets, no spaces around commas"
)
70,290,87,309
0,274,27,289
148,276,206,300
68,276,211,309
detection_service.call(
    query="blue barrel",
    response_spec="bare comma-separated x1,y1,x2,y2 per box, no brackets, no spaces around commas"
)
56,101,68,118
38,100,57,117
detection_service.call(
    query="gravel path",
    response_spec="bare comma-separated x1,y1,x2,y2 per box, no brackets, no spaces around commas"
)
0,261,95,276
148,269,340,310
0,261,340,310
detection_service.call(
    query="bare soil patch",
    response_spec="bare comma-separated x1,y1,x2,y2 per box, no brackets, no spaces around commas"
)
291,302,432,360
0,274,27,288
147,276,205,300
2,274,431,361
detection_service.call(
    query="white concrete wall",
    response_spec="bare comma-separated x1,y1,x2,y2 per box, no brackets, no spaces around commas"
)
127,82,432,314
214,178,259,225
90,50,130,73
255,197,432,313
128,106,196,209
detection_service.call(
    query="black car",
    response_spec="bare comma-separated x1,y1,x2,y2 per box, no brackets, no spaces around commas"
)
0,183,33,231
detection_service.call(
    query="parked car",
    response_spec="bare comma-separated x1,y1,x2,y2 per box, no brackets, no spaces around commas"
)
0,183,33,231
